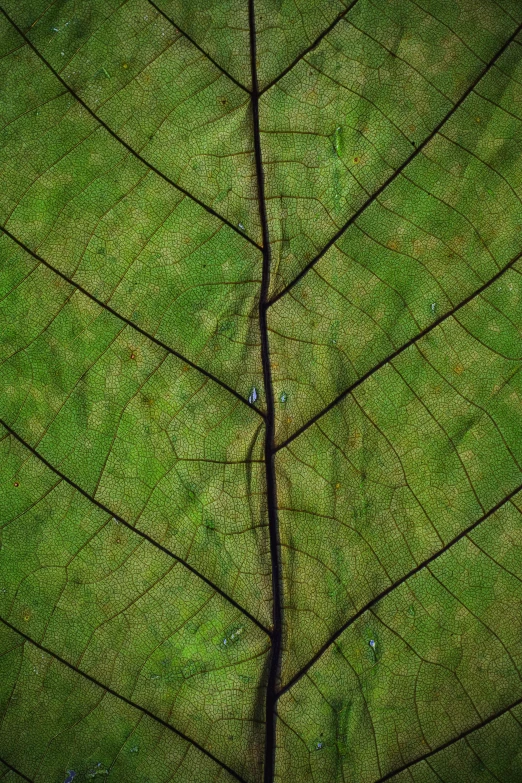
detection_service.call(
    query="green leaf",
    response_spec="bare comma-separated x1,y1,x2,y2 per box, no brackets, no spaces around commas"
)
1,1,522,781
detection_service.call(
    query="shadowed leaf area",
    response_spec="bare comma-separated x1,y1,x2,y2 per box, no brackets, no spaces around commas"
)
0,0,522,781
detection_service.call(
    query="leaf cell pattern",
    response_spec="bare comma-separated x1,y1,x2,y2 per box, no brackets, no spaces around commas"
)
1,1,522,782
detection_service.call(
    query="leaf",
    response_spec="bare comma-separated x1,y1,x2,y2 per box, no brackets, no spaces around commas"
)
1,1,522,782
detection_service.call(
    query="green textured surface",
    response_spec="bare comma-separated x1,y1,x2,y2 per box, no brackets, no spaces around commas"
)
1,1,522,782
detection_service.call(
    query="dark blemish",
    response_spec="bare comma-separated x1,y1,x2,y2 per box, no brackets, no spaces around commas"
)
13,482,19,487
130,353,135,360
411,140,416,147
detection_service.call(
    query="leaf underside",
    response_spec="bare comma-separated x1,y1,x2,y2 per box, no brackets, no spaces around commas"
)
1,1,522,781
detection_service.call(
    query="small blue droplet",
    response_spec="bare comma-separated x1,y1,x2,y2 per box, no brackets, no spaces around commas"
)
369,639,376,649
64,772,76,783
248,387,258,404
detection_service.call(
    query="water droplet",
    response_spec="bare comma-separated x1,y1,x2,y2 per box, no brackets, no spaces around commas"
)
431,302,436,313
64,772,76,783
223,638,228,645
52,26,59,32
130,746,139,754
248,387,258,404
280,392,287,403
333,126,343,156
238,223,245,231
316,742,323,750
369,639,376,649
86,763,109,779
150,673,160,680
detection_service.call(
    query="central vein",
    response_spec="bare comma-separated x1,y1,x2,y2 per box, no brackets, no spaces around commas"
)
248,3,283,782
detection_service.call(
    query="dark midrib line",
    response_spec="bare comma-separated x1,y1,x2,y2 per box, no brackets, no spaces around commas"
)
0,7,261,252
277,477,522,698
1,224,263,418
147,0,251,94
0,757,33,783
0,418,270,637
0,616,248,783
248,3,282,783
373,693,522,782
268,21,522,306
258,0,361,96
275,247,522,452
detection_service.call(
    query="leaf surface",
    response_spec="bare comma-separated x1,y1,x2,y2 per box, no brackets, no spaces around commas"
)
1,1,522,782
